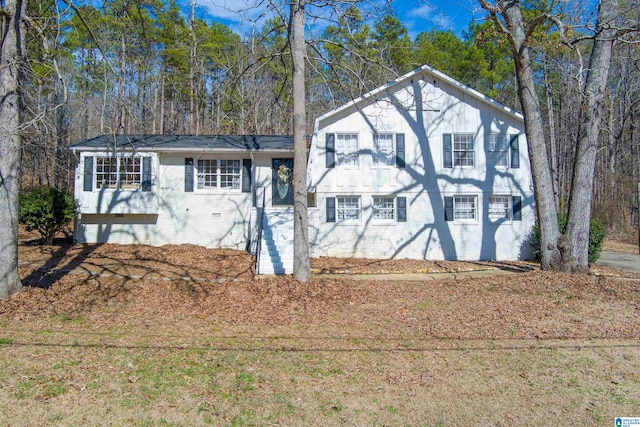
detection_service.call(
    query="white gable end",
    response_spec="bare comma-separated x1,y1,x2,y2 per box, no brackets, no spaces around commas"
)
307,66,534,261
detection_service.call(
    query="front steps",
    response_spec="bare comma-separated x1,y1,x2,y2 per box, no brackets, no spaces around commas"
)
257,208,294,274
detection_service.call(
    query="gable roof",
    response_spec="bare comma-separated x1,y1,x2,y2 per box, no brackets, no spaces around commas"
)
68,134,294,152
316,64,524,126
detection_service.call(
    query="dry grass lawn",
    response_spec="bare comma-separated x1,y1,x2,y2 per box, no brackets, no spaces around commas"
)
0,233,639,426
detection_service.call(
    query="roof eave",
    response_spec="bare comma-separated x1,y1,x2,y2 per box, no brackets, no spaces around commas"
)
317,64,524,127
66,146,294,153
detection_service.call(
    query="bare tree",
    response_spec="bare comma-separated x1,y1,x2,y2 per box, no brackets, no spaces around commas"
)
0,0,25,299
479,0,622,272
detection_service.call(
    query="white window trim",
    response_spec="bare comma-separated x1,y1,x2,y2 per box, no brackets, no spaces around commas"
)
453,133,476,168
93,154,145,191
453,194,478,223
335,133,360,169
488,134,509,169
336,195,361,224
371,133,395,169
488,194,512,222
194,157,242,193
371,195,397,223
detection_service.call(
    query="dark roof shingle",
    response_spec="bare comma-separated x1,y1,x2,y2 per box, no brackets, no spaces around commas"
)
68,134,293,152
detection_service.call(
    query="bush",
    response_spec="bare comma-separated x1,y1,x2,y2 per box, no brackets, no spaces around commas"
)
530,211,605,264
18,187,78,245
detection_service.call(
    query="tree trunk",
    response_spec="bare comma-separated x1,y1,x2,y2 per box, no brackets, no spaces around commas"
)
0,0,24,299
544,69,560,210
497,1,562,269
291,0,310,281
563,0,617,271
118,31,126,133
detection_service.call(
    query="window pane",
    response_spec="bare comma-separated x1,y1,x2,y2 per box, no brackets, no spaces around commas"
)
197,159,217,189
96,157,118,189
337,196,361,220
336,134,359,167
489,195,510,219
373,134,394,166
119,157,142,190
453,134,475,167
488,134,508,167
372,196,395,220
454,195,476,220
219,159,241,189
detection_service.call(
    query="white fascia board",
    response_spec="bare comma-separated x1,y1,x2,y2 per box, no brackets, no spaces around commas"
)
74,147,294,154
316,64,524,127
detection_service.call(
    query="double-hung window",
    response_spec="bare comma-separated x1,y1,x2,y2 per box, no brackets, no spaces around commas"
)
337,196,361,221
96,157,119,189
453,134,475,167
328,195,406,223
119,157,142,190
372,196,395,220
372,133,394,167
454,195,477,221
95,155,143,190
488,195,510,220
336,134,359,167
196,159,241,190
488,134,509,167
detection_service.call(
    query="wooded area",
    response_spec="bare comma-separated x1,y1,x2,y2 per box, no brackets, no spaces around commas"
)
16,1,638,236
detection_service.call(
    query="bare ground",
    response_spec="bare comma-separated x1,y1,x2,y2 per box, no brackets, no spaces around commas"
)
0,232,639,425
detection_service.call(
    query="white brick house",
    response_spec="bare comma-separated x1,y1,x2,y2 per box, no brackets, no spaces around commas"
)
70,65,535,274
69,135,296,273
306,65,535,261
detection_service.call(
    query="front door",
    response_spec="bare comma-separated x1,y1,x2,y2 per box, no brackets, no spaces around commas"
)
272,158,294,206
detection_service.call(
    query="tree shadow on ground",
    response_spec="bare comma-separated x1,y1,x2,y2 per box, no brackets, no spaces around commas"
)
19,241,255,291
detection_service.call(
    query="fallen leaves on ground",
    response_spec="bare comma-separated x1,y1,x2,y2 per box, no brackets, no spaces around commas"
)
3,239,640,341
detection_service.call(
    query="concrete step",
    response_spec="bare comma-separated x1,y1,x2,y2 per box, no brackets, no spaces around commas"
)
257,208,295,275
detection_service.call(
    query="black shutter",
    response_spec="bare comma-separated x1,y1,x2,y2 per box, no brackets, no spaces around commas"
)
512,196,522,221
242,159,251,193
83,156,93,191
396,133,405,168
397,197,407,222
444,196,454,221
325,133,335,168
185,158,194,192
443,133,452,168
142,157,152,191
510,135,520,169
326,197,336,223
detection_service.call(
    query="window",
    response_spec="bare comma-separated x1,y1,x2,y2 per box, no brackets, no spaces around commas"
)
197,159,241,190
96,157,118,189
219,159,241,189
336,134,359,167
372,196,395,220
453,134,475,166
337,196,361,221
373,133,394,167
95,156,142,190
197,159,217,189
454,195,477,221
119,157,142,189
488,134,509,167
488,195,510,220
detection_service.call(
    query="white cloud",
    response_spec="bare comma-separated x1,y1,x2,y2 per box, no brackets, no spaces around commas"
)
408,4,436,18
197,0,268,23
407,4,453,30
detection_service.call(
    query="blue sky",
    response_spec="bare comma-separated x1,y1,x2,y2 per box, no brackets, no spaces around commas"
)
192,0,484,40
